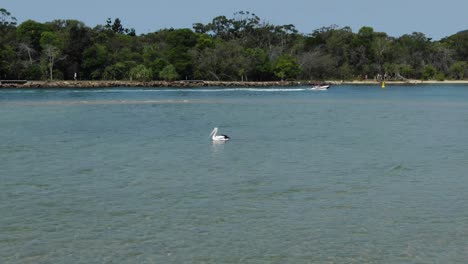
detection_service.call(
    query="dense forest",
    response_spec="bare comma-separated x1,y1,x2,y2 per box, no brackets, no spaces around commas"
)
1,8,468,82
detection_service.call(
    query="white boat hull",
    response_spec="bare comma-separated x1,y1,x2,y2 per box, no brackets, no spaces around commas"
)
310,85,330,91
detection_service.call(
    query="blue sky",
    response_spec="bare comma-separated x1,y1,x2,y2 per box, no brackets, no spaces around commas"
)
3,0,468,39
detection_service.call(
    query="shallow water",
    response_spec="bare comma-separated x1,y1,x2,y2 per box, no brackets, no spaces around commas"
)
1,85,468,263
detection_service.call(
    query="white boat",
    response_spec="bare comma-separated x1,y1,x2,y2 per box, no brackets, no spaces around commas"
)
310,85,330,91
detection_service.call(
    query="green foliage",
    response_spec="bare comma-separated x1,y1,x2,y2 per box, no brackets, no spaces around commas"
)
59,20,93,79
147,58,168,79
20,64,42,80
0,8,17,41
167,46,192,79
104,18,135,36
41,44,64,80
192,40,252,81
356,26,375,48
435,72,445,81
159,64,179,81
3,9,468,81
273,55,301,81
442,32,468,61
161,29,198,78
16,20,48,52
422,64,437,80
299,50,335,80
449,61,467,79
338,63,353,80
245,48,272,81
112,18,124,34
0,8,17,27
103,62,128,80
399,64,414,79
129,64,152,81
195,34,216,50
82,44,109,78
40,31,62,48
0,44,16,78
166,28,197,47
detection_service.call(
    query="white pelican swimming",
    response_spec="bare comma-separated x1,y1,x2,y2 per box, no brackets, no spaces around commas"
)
210,127,230,141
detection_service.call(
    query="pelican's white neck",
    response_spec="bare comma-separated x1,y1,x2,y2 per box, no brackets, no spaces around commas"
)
210,127,218,138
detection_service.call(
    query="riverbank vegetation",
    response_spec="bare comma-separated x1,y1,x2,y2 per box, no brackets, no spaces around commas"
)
1,8,468,82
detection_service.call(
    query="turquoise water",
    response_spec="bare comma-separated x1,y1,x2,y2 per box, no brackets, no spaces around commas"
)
1,85,468,263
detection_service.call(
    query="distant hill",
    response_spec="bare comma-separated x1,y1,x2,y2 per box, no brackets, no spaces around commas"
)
456,29,468,35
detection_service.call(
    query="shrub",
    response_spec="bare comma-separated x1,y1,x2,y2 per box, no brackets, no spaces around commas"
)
159,64,179,81
129,65,152,81
435,72,445,81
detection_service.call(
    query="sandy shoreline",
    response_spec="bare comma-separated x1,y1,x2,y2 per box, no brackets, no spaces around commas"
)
1,79,468,88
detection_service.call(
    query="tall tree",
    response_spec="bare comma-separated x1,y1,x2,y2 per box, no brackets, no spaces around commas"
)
273,54,301,81
0,8,17,79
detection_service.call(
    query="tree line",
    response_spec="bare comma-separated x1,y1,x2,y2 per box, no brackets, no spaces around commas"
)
1,8,468,82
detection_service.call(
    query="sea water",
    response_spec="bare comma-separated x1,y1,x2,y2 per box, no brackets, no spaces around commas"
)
1,85,468,263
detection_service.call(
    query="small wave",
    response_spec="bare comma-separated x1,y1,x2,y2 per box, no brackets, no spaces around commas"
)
385,164,412,177
215,88,308,92
3,99,222,106
1,87,310,94
0,90,43,94
389,164,411,172
68,88,309,93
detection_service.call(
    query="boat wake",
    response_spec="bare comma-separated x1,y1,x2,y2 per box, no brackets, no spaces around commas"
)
0,87,311,94
69,88,310,93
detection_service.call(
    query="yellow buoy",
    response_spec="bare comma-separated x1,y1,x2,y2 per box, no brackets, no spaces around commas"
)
381,81,385,89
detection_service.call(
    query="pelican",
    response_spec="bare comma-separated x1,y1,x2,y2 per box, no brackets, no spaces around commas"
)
210,127,230,141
